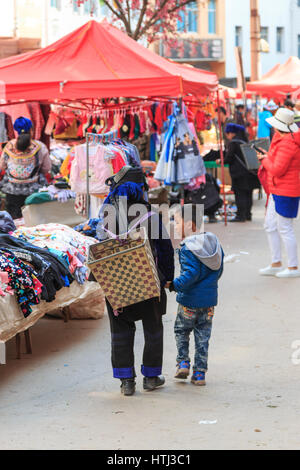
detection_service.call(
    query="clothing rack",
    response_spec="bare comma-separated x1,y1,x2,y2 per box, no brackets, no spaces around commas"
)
85,130,119,218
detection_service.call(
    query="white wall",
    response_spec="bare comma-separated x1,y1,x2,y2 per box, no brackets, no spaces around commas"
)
47,0,103,46
225,0,300,80
0,0,14,37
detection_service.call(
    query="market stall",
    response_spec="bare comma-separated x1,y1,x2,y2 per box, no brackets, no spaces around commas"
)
0,20,221,363
0,221,105,364
247,56,300,99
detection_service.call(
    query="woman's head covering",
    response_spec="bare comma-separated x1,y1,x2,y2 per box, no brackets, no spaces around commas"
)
265,100,278,111
225,123,246,134
266,108,299,133
13,116,33,135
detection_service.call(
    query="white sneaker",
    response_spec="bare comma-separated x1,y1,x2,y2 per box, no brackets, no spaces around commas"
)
275,269,300,278
259,266,283,276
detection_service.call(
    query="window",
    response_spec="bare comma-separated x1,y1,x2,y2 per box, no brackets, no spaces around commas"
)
235,26,243,48
260,27,269,42
73,0,80,13
177,2,198,33
208,0,216,34
276,27,284,52
50,0,61,9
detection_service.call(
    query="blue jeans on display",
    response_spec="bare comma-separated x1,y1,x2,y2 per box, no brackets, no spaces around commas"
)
174,304,214,372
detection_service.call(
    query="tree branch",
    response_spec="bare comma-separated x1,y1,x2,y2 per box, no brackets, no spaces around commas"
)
136,0,170,40
102,0,131,33
133,0,148,41
167,0,198,15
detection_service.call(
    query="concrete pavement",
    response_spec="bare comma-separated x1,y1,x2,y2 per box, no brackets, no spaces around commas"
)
0,196,300,450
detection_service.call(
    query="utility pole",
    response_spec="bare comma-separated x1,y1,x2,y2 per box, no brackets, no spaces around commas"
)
250,0,261,81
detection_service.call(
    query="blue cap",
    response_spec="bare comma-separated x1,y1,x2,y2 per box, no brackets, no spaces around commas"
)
13,116,33,135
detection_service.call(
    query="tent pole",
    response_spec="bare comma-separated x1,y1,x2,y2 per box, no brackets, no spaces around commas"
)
217,89,227,226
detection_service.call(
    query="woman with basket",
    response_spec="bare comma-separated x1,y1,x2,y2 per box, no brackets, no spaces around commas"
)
96,166,174,396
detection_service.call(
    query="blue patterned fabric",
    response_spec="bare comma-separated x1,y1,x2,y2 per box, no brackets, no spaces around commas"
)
175,305,213,372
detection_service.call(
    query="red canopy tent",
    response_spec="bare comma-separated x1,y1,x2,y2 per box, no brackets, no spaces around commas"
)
247,57,300,98
0,20,218,103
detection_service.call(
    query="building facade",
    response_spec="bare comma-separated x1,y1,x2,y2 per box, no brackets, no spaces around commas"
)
0,0,102,53
224,0,300,86
156,0,226,77
155,0,300,85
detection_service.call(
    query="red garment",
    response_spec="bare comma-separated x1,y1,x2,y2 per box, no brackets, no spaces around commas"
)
154,104,164,132
139,111,146,134
111,151,126,173
262,131,300,197
27,103,45,140
5,114,15,140
195,110,206,131
129,114,135,140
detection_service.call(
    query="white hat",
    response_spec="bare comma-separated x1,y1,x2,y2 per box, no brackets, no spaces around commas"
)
266,108,299,133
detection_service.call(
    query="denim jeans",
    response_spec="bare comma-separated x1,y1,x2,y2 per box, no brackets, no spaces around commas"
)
174,304,214,372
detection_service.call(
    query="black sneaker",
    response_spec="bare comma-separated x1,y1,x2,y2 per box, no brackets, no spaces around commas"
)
120,379,136,396
143,375,165,391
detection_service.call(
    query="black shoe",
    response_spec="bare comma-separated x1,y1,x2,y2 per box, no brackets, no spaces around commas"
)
208,215,218,224
143,375,165,391
120,379,136,396
230,216,246,223
246,215,252,221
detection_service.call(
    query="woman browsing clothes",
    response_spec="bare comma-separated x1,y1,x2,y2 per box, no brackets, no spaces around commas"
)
218,123,260,223
0,117,51,219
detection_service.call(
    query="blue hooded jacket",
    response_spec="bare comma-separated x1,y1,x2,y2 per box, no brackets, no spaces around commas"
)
173,232,224,309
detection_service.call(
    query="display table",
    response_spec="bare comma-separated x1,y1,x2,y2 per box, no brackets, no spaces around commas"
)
22,199,85,228
0,281,104,365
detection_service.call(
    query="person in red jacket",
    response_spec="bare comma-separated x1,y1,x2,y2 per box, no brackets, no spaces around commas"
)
258,108,300,278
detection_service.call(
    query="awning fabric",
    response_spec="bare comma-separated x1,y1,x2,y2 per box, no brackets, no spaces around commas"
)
247,57,300,98
0,20,218,102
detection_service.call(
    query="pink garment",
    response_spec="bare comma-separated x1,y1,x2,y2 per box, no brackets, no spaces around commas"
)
70,144,112,194
44,112,57,135
184,174,206,191
0,272,9,284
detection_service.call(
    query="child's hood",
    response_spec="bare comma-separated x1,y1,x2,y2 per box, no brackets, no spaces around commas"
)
181,232,223,271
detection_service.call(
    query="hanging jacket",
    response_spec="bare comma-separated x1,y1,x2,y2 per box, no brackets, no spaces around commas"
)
257,110,273,138
173,232,224,309
262,131,300,197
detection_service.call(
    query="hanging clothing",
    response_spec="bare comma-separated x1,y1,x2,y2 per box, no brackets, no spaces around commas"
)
0,113,8,143
70,143,112,194
155,113,206,185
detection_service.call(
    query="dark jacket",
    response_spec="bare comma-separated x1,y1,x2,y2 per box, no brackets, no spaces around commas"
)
173,232,224,309
224,135,260,190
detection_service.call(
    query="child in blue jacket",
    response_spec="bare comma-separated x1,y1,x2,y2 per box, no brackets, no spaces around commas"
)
168,205,224,386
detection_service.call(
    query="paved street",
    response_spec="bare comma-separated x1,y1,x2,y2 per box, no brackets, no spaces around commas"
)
0,196,299,450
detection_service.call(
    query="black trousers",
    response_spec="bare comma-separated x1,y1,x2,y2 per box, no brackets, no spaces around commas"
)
107,289,166,379
5,194,27,219
234,188,253,220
